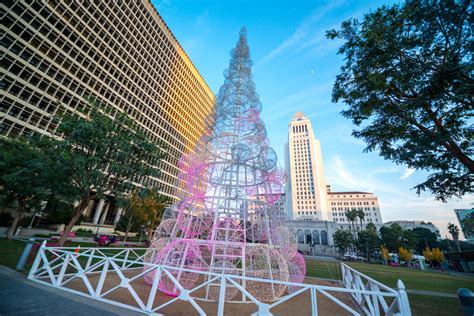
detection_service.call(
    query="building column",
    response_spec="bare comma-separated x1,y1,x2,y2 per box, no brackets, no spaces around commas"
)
114,207,123,225
99,201,111,225
92,199,105,224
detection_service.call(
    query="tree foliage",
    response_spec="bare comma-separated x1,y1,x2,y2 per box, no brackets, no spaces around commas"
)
327,0,473,201
333,229,354,255
0,137,48,239
356,225,381,261
52,97,166,246
423,247,433,262
412,227,440,253
398,246,413,262
380,245,390,261
380,223,417,252
431,247,445,264
447,222,461,252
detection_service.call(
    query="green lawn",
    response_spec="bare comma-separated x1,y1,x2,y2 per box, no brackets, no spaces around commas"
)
345,261,473,294
0,238,144,271
408,294,462,316
304,258,471,315
0,239,29,270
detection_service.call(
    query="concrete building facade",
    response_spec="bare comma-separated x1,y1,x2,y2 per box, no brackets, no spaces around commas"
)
285,112,329,221
1,1,215,229
327,186,383,227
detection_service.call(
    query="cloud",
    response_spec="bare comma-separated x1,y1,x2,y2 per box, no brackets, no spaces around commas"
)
256,0,346,68
400,167,415,179
263,81,334,123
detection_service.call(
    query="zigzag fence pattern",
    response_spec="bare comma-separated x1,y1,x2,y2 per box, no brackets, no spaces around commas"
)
27,242,411,316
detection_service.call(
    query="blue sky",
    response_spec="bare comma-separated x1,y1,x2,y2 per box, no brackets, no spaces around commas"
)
152,0,473,238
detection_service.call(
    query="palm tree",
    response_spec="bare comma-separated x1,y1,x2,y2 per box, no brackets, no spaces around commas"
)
447,223,461,252
345,209,358,239
357,209,365,231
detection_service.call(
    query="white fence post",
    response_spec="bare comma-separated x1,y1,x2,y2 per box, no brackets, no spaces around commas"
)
27,240,46,280
396,280,412,316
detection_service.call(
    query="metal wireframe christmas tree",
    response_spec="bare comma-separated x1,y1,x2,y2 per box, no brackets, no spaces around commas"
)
144,28,304,302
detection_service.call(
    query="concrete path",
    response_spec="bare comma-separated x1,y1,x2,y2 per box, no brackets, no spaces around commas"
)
0,265,141,316
405,289,458,298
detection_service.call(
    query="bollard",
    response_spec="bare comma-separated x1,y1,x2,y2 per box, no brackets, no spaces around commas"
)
16,238,36,270
457,288,474,316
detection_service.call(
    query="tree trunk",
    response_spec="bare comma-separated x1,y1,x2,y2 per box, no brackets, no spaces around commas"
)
455,238,461,252
6,205,24,240
58,197,90,246
122,215,133,246
147,226,153,241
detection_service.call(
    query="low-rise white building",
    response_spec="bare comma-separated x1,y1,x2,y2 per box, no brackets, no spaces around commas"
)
327,186,383,226
286,220,337,256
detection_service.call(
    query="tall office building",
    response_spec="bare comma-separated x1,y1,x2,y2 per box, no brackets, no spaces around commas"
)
285,112,383,226
1,1,215,227
285,112,329,220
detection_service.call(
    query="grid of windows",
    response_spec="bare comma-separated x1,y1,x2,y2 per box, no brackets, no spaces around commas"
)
327,192,383,223
1,0,215,199
287,113,328,220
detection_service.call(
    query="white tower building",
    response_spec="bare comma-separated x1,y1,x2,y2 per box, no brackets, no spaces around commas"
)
285,112,329,220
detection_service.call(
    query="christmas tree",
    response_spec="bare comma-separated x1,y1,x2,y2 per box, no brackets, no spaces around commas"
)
144,28,305,303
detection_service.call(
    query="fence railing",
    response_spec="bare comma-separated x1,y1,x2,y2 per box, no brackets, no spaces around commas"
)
341,263,411,316
27,242,411,315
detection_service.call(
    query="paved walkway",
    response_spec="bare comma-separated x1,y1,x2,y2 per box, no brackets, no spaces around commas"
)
0,265,141,316
405,289,458,298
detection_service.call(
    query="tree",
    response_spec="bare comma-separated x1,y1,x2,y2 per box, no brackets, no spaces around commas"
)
423,247,433,266
333,229,354,256
327,0,473,201
356,208,365,231
380,223,417,252
55,97,166,246
132,189,171,241
380,245,390,264
398,247,413,262
345,209,359,237
431,247,445,265
0,137,48,239
357,225,381,261
412,227,439,253
447,222,461,252
115,192,148,244
380,223,404,252
461,212,474,238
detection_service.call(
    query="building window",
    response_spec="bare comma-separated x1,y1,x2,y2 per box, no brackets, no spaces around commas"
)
312,230,320,245
297,230,304,244
305,230,312,244
321,230,328,245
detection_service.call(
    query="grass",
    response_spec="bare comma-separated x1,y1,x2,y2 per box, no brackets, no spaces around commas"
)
0,238,144,271
305,259,471,315
0,239,29,270
344,261,474,294
305,258,342,280
408,294,462,316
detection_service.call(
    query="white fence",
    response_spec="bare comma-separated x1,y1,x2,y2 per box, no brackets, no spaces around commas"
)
27,242,411,315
